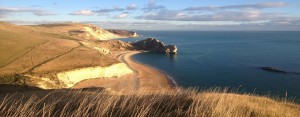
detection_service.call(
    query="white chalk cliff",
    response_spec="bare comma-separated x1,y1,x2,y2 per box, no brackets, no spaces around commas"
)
25,63,133,89
0,22,137,89
57,63,133,88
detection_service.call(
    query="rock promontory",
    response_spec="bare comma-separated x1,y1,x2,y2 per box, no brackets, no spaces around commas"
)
133,38,177,54
0,22,136,89
107,29,138,38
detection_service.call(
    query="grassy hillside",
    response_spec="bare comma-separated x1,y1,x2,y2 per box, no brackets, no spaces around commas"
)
0,22,126,88
0,22,81,69
0,22,128,75
29,23,123,40
0,86,299,117
0,23,48,67
1,22,299,117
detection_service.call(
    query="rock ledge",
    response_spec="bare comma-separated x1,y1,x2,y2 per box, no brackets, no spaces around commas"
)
133,38,177,54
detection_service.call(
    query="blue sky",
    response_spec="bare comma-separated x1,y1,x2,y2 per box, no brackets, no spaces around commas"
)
0,0,300,30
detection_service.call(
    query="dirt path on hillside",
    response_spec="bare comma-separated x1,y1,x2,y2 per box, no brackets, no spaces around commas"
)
28,42,83,73
0,41,49,68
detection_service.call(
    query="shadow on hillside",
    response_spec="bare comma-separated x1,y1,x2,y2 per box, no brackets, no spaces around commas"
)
0,84,106,100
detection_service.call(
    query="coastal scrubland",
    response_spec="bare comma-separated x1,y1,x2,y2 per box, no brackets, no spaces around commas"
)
31,23,124,40
1,22,300,117
0,86,299,117
0,22,132,88
0,23,48,68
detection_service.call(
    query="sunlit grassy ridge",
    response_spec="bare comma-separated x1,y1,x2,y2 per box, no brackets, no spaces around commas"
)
0,87,299,117
0,22,128,88
1,22,300,117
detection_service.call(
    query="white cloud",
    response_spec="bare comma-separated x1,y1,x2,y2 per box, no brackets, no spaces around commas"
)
148,0,155,6
113,13,129,19
70,10,94,16
93,6,124,13
185,2,288,11
137,10,270,21
136,1,296,23
0,6,56,18
88,20,300,31
127,4,137,10
2,1,298,31
142,0,165,12
268,17,300,25
4,20,299,31
70,6,126,16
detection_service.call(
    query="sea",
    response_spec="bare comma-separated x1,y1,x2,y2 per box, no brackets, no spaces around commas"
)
120,31,300,101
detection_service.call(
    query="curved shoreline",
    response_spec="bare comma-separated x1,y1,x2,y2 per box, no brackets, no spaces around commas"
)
121,51,178,88
116,51,175,91
73,51,175,92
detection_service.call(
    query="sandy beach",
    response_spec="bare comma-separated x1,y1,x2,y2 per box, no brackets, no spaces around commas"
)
73,51,173,93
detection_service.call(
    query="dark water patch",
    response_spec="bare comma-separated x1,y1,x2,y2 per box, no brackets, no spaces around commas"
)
131,31,300,100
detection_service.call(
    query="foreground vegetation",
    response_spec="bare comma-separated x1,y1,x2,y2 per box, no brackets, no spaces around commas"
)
0,87,299,117
1,22,299,117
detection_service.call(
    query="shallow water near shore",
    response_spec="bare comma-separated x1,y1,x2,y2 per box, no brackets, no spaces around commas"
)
121,31,300,101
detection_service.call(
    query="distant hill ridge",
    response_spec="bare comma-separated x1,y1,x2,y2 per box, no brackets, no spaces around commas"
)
31,23,138,40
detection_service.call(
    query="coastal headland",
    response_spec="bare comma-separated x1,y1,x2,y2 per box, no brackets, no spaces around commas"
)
0,21,175,92
74,51,175,92
1,22,300,116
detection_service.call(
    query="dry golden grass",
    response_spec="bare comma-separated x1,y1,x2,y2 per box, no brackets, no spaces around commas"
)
0,22,130,88
29,23,122,40
32,47,119,74
0,22,126,77
0,87,299,117
1,22,299,117
28,23,86,35
97,40,134,51
0,40,80,75
0,22,84,75
0,25,47,68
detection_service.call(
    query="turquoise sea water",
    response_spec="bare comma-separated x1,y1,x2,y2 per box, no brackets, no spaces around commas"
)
121,31,300,101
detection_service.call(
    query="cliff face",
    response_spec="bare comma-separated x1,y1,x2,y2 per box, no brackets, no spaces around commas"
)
133,38,177,54
23,63,133,89
0,22,179,90
0,22,136,89
107,29,138,38
61,24,123,40
57,63,133,88
97,40,135,51
32,23,138,40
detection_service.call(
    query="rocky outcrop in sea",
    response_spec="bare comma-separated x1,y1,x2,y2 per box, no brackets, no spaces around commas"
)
133,38,177,54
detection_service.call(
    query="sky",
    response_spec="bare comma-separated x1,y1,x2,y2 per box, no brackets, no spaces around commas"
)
0,0,300,31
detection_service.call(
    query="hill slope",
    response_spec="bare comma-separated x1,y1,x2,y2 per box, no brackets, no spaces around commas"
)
29,23,133,40
0,86,299,117
0,22,300,117
0,22,134,89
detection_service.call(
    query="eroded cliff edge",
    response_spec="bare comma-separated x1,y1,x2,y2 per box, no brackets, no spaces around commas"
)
0,22,176,89
133,38,178,54
107,29,139,38
0,22,135,89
